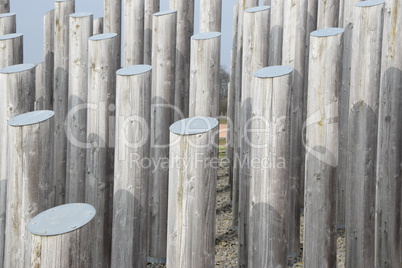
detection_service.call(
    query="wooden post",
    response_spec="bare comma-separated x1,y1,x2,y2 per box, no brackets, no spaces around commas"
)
238,6,270,267
93,17,103,35
0,13,16,35
167,116,219,268
317,0,339,28
144,0,159,64
248,66,293,267
4,110,54,267
85,33,118,267
303,27,344,267
148,10,177,263
199,0,222,32
66,12,93,203
282,0,308,258
111,65,152,267
53,0,74,206
123,0,144,66
170,0,195,120
346,1,385,267
269,0,284,65
28,203,96,267
104,0,121,65
0,33,23,69
375,1,402,267
189,32,221,117
0,0,9,13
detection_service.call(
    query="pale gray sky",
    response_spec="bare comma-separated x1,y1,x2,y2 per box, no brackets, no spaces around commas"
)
11,0,239,70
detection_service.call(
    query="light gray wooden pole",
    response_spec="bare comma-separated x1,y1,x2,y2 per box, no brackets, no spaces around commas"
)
148,10,177,264
111,65,152,267
66,12,93,204
0,64,36,268
269,0,283,65
170,0,194,120
4,110,54,267
238,6,270,267
0,13,15,35
85,33,119,267
317,0,339,28
0,33,23,68
189,32,221,117
282,0,308,258
303,27,344,268
93,17,103,35
0,0,9,13
123,0,144,66
346,1,385,267
53,0,74,206
144,0,159,64
28,203,96,267
104,0,121,66
167,117,219,268
248,66,293,268
375,0,402,267
199,0,222,32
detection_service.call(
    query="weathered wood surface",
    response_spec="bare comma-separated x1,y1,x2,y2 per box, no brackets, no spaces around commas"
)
85,33,119,267
111,65,152,267
0,13,15,35
167,117,219,268
123,0,144,66
4,110,54,268
148,10,177,263
269,0,284,65
189,32,221,117
303,27,344,268
0,0,9,13
375,0,402,267
317,0,339,28
248,66,293,268
93,17,103,35
0,33,22,68
238,6,270,267
144,0,159,64
66,12,93,203
346,1,385,268
104,0,121,65
199,0,222,32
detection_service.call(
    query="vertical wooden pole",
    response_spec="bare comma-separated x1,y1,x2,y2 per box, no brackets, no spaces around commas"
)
269,0,284,65
0,0,9,13
375,1,402,267
238,6,270,267
167,117,219,268
144,0,159,64
85,33,119,267
346,1,385,267
53,0,74,206
148,10,177,264
29,203,96,267
170,0,195,120
303,27,344,267
0,13,15,35
282,0,308,258
248,66,293,268
123,0,145,66
93,17,104,35
104,0,121,66
199,0,222,32
317,0,339,28
111,65,152,267
189,32,221,117
0,33,23,68
66,12,93,203
4,110,54,267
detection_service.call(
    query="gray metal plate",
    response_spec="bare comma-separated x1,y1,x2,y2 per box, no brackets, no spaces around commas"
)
170,116,219,135
311,27,344,37
116,65,152,76
8,110,54,127
356,0,385,7
89,32,117,41
245,5,270,13
0,13,16,18
28,203,96,236
254,65,293,79
70,12,93,18
154,10,177,16
0,63,35,74
192,32,221,40
0,33,22,40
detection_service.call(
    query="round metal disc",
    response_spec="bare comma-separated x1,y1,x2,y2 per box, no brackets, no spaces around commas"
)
0,13,16,18
0,33,22,40
8,110,55,127
154,10,176,16
311,27,344,37
170,116,219,135
254,65,293,78
0,63,35,74
192,32,221,40
89,33,117,41
70,12,93,18
116,65,152,76
356,0,385,7
245,6,270,13
28,203,96,236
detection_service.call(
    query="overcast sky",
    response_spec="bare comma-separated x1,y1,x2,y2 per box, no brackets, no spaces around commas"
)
10,0,242,70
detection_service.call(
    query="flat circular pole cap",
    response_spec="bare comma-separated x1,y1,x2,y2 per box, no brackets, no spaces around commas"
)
170,116,219,135
0,63,35,74
89,32,117,41
116,65,152,76
254,65,293,78
28,203,96,236
355,0,385,7
311,28,344,37
8,110,54,127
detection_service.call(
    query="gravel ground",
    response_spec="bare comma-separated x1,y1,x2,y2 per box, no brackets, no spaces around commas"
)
148,153,346,267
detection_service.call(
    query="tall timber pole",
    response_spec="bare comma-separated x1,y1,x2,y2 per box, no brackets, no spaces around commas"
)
93,17,103,35
268,0,284,65
123,0,144,66
199,0,222,32
144,0,159,64
0,13,15,35
0,33,22,68
0,0,9,13
104,0,121,65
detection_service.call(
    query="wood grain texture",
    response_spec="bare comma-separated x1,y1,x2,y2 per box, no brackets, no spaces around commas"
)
268,0,284,65
0,33,23,69
0,0,9,13
144,0,159,65
104,0,121,65
0,13,16,35
199,0,222,32
93,17,103,35
317,0,339,28
123,0,144,66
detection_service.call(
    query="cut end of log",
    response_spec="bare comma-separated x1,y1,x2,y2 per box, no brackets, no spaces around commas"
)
89,32,117,41
192,31,221,40
70,12,93,18
245,5,271,13
0,32,22,40
116,64,152,76
0,63,35,74
254,65,293,79
170,116,219,135
8,110,55,127
311,27,344,37
355,0,385,8
154,10,177,16
0,13,16,18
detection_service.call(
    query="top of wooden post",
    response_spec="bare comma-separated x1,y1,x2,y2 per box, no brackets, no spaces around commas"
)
355,0,385,7
192,32,221,40
154,10,177,16
170,116,219,135
254,65,293,78
89,32,117,41
8,110,55,127
0,63,35,74
245,6,270,13
70,12,93,18
27,203,96,236
311,28,344,37
0,13,16,18
116,64,152,76
0,33,22,40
